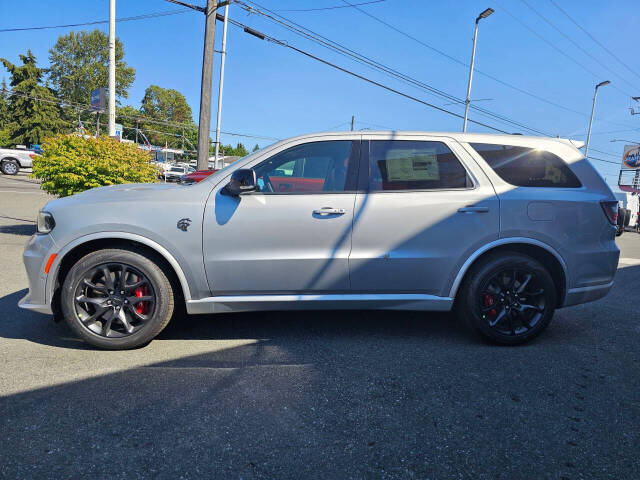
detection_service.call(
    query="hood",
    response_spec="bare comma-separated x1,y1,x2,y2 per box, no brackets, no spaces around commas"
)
43,182,184,211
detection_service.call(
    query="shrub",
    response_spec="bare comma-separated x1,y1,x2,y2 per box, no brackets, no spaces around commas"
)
32,134,157,196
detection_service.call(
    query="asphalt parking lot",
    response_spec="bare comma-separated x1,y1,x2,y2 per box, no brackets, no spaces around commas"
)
0,171,639,479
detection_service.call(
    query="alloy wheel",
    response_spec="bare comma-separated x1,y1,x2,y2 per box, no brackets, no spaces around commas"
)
3,162,17,174
478,267,547,336
73,263,156,338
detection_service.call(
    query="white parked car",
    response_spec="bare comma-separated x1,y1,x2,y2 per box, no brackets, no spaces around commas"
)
163,165,195,182
0,146,39,175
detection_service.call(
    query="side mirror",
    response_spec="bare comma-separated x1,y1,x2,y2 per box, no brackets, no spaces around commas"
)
225,168,257,196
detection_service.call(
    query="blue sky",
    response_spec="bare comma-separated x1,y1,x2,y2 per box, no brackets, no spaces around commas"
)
1,0,639,189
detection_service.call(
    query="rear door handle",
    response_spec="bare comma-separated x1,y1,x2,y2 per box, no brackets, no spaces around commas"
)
313,207,346,215
458,206,489,213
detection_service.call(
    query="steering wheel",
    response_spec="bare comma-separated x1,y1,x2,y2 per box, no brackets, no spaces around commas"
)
261,173,275,193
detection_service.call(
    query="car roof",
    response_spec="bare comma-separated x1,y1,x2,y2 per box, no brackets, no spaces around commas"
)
279,130,583,150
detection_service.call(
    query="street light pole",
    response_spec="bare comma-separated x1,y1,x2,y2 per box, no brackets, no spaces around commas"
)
585,80,611,157
462,7,494,133
214,3,230,171
108,0,116,137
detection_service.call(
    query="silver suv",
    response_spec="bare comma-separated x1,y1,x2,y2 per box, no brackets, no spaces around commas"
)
19,132,620,349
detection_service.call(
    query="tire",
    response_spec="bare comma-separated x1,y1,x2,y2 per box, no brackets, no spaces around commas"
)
1,159,19,175
60,248,175,350
456,252,557,345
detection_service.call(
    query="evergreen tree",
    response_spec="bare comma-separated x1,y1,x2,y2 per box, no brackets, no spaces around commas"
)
1,51,64,146
252,143,260,152
0,78,10,146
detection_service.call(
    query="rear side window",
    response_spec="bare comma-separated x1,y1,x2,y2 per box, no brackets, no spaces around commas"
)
470,143,581,188
369,140,471,191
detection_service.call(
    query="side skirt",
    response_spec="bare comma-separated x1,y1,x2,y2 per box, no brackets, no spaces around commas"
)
186,293,454,315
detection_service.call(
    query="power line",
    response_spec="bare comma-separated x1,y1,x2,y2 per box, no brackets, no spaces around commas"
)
275,0,387,12
519,0,640,93
5,89,280,141
495,0,633,98
0,9,191,33
232,17,511,133
340,0,640,132
237,1,549,135
548,0,640,84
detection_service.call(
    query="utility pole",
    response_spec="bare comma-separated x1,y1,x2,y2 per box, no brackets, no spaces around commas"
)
214,3,230,170
351,115,354,131
108,0,116,136
165,0,229,170
135,119,139,144
196,0,218,171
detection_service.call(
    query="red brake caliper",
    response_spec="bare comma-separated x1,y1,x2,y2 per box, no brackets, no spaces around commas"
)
135,285,149,315
483,294,496,317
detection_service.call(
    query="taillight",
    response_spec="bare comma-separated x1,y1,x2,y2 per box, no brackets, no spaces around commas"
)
29,153,36,159
600,201,618,225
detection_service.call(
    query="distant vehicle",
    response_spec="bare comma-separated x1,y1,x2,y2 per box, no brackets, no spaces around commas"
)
20,132,620,349
163,165,194,182
0,146,38,175
614,192,639,234
179,169,217,184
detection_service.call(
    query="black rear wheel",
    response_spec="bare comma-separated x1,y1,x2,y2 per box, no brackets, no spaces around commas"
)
61,248,174,349
456,253,556,345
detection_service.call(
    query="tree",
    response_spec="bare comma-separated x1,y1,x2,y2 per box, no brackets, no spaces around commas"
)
32,134,157,197
252,143,260,152
139,85,196,148
1,51,64,146
0,78,10,146
48,30,135,107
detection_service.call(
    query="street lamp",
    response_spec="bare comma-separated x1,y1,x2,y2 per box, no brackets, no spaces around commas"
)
584,80,611,157
462,7,494,132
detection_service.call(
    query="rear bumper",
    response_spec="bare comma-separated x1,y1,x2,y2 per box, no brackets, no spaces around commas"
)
563,280,614,307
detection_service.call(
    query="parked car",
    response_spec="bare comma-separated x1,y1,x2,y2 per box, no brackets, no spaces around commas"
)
163,165,195,182
20,131,620,349
0,146,38,175
179,169,217,184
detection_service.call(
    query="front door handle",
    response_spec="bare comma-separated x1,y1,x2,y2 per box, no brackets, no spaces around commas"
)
313,207,346,215
458,206,489,213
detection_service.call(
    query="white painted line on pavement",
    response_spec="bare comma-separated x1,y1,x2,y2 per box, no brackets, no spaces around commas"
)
619,257,640,266
0,189,46,195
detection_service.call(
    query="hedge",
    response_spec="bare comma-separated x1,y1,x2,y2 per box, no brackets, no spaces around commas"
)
32,134,158,197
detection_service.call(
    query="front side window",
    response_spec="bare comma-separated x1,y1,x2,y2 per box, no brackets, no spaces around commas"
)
368,140,471,191
470,143,582,188
253,141,358,193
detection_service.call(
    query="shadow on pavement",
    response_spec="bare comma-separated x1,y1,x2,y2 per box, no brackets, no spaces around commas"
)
1,267,638,478
0,224,37,236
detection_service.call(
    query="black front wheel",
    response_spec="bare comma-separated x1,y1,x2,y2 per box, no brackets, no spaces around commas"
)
456,253,557,345
61,248,175,349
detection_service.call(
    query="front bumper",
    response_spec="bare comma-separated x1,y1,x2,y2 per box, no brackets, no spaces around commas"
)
19,233,57,315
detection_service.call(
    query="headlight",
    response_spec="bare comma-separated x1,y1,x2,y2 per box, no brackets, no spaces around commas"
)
37,211,55,234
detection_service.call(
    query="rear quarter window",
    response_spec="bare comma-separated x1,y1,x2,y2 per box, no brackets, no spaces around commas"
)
470,143,582,188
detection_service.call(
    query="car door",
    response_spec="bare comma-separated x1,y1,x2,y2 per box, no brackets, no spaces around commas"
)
349,135,500,298
202,138,361,295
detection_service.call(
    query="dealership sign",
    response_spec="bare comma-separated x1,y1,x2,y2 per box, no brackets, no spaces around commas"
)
622,145,640,170
90,88,106,113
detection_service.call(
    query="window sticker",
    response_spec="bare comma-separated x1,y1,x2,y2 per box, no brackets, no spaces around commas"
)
385,149,440,181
